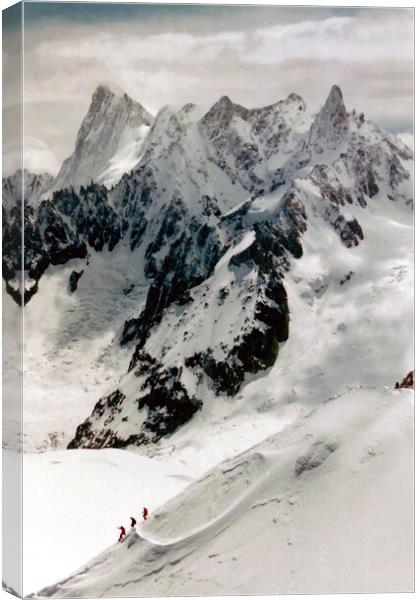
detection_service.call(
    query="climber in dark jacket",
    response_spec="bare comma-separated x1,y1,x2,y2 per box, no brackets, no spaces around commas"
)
118,526,126,542
130,516,137,528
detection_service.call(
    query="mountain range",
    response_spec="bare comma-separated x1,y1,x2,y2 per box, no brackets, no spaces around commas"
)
2,83,413,451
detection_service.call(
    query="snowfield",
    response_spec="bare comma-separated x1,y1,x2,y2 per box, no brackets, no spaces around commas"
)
3,242,152,452
20,448,199,595
35,386,413,597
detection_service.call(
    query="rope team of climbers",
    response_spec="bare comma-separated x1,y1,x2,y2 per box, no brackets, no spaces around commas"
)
118,507,149,542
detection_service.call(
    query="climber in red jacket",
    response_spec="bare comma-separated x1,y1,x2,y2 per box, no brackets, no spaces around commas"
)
118,526,126,542
142,507,149,521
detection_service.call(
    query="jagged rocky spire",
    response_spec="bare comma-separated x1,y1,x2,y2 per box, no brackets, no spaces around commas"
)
309,85,349,153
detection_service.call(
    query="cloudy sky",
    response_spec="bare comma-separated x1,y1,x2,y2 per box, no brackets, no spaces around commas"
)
3,2,414,176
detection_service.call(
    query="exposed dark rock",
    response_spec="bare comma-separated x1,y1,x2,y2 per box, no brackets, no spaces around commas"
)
137,366,202,437
395,371,414,390
217,287,229,305
2,183,129,305
186,350,244,396
340,271,354,285
68,359,202,448
123,283,135,295
68,390,127,449
338,217,364,248
184,270,290,397
124,213,223,353
176,290,194,306
69,270,84,293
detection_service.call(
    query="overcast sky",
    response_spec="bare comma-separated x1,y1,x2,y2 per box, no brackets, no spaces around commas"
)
3,2,414,176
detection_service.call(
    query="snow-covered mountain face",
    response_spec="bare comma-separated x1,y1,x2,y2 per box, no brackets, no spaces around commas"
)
2,85,413,453
52,84,153,192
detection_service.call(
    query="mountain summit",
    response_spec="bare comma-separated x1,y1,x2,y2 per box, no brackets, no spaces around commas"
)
51,85,153,192
309,84,349,152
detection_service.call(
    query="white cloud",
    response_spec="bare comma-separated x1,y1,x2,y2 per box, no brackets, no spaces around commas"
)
3,137,60,179
30,12,413,69
250,13,413,64
23,137,61,176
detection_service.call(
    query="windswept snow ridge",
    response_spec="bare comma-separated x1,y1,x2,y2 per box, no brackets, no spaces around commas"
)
37,387,414,597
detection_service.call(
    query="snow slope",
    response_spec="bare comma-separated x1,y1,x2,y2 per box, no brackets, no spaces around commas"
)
16,243,150,452
37,386,413,597
20,397,297,595
98,124,151,188
20,448,198,595
398,132,414,151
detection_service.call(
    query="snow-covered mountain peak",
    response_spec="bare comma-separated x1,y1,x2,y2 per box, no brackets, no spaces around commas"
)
324,84,345,111
88,83,151,120
94,82,125,98
200,95,247,131
217,94,234,108
90,83,119,106
281,91,306,111
309,85,349,153
76,85,152,150
51,86,154,192
286,91,305,104
2,168,54,209
272,93,307,130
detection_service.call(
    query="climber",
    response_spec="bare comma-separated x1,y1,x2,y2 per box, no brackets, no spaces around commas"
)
142,507,149,521
118,525,126,542
130,516,137,528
